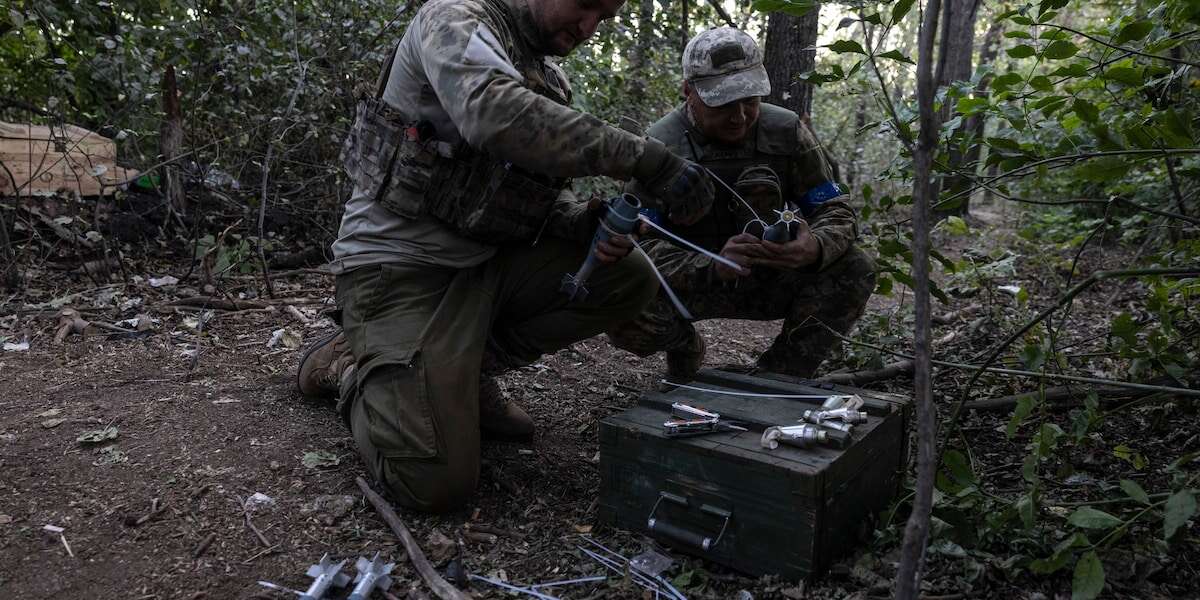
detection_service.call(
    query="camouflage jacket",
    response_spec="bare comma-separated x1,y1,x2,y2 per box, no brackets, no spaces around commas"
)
627,103,860,290
332,0,646,271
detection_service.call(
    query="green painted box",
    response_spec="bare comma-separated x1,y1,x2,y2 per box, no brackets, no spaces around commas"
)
598,369,911,581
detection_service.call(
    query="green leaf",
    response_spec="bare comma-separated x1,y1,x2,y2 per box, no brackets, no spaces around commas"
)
828,39,866,54
1067,507,1123,530
1103,66,1144,86
1008,395,1035,438
1043,40,1080,59
1050,63,1090,78
1114,20,1154,44
1070,99,1099,122
1110,312,1138,345
1119,479,1150,505
1072,551,1105,600
1020,342,1047,371
942,449,976,485
1158,108,1196,148
1076,156,1131,182
957,97,990,115
991,72,1024,91
1164,490,1197,540
750,0,817,17
1030,550,1071,574
1113,445,1147,470
943,215,969,235
1028,76,1054,92
875,274,894,296
892,0,917,23
1005,30,1033,39
1007,44,1036,58
1017,492,1037,529
877,49,915,64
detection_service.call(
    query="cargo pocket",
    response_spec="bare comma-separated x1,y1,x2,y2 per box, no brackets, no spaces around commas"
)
360,350,440,460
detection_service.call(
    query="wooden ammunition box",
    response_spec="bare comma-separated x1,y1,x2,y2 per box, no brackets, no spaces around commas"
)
598,369,911,581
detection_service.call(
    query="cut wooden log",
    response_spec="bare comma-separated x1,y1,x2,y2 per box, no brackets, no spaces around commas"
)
818,360,915,385
0,122,137,196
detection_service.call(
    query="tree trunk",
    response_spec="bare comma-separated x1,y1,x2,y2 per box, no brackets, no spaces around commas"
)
965,18,1003,209
630,0,655,122
931,0,982,219
159,65,185,217
763,7,820,117
681,0,689,53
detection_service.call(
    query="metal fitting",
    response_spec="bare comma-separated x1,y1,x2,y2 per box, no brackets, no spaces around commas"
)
760,424,829,450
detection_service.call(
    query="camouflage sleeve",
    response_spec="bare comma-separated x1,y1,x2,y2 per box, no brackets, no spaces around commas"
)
790,121,859,271
639,238,717,293
542,189,595,243
417,2,645,179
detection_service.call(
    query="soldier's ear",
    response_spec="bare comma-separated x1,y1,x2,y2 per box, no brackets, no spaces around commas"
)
682,81,693,101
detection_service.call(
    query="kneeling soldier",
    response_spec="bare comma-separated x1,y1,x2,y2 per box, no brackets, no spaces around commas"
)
297,0,714,512
608,27,876,380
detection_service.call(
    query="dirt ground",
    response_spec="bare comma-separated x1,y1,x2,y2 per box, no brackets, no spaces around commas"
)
1,206,1196,599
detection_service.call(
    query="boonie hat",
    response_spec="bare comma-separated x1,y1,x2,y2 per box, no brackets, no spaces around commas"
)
683,27,771,107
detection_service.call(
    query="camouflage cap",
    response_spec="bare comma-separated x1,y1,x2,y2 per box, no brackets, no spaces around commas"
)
683,27,771,107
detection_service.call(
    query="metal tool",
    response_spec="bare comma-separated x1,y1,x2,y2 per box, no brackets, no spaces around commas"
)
561,193,642,301
802,407,869,432
760,424,848,450
300,554,352,600
664,402,748,437
348,552,395,600
820,394,865,411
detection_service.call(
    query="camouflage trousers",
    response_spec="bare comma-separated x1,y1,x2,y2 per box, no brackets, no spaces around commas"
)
608,242,876,378
335,239,657,512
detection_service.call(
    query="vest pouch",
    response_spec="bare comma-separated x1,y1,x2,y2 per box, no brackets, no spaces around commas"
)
378,126,441,220
426,155,563,244
341,97,404,204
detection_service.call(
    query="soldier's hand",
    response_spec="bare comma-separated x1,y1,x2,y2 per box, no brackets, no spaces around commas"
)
714,233,762,281
595,233,636,264
633,139,714,226
758,221,822,270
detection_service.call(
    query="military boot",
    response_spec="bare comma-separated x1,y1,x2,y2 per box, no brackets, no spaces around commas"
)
478,350,535,441
296,330,355,398
665,329,707,382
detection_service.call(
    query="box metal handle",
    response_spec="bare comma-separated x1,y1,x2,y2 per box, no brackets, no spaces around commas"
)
645,492,731,552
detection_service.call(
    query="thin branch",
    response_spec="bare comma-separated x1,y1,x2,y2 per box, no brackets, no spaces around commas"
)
936,148,1200,209
823,326,1200,398
895,0,944,595
705,0,736,28
1041,23,1200,69
943,267,1200,437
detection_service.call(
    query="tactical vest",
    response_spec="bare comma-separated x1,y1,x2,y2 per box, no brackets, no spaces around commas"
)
340,0,570,244
647,104,802,253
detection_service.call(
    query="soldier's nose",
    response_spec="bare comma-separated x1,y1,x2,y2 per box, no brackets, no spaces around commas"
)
579,15,600,40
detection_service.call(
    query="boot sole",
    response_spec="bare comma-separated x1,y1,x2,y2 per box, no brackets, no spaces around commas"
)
295,329,342,397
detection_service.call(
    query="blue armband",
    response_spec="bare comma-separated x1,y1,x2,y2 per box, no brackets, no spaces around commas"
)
798,181,845,214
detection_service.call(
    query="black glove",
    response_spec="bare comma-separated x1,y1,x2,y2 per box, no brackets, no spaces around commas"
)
633,138,714,225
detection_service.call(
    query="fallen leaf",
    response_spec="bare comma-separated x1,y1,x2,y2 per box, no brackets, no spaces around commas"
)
425,530,456,564
268,328,302,349
148,275,179,287
92,446,128,466
2,341,29,352
0,514,13,524
41,418,67,429
301,450,340,469
38,408,62,418
212,397,240,404
77,426,119,444
573,524,593,534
